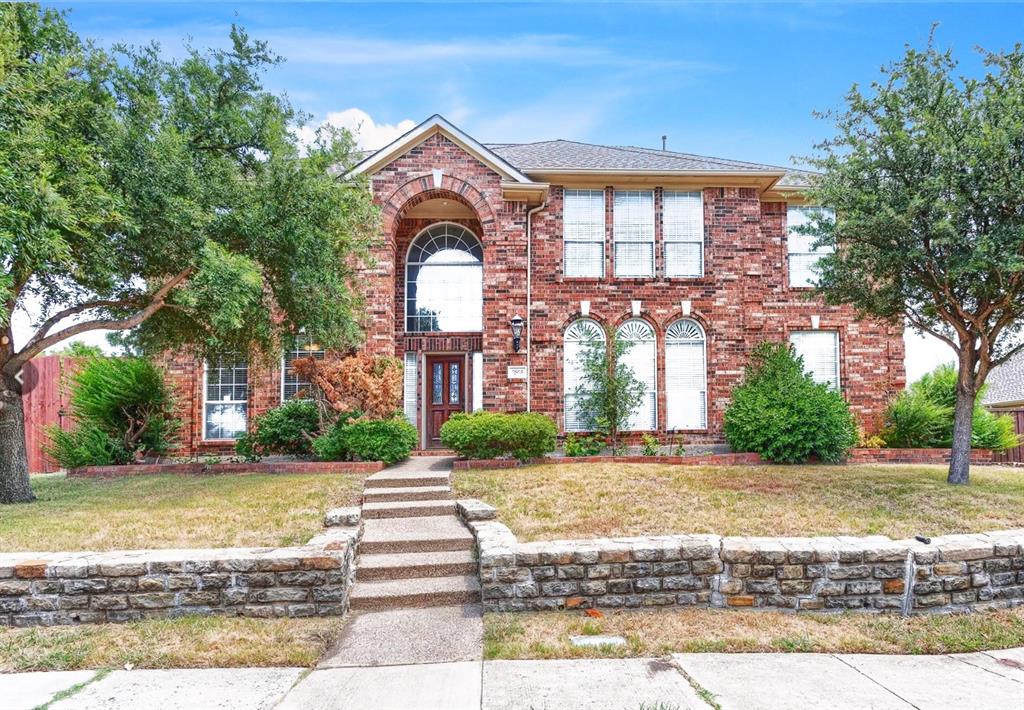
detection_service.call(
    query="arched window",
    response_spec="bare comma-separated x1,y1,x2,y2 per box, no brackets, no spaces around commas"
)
617,319,657,430
564,318,604,431
665,319,707,430
405,223,483,332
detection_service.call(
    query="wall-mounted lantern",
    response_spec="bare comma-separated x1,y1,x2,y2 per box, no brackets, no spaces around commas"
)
510,315,525,352
681,299,692,317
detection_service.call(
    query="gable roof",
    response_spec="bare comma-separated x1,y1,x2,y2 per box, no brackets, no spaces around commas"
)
347,114,534,184
347,114,816,191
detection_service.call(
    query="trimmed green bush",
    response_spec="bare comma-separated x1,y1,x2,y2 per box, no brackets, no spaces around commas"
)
883,364,1021,452
45,357,177,468
724,342,857,464
313,415,416,465
236,399,321,460
440,411,558,461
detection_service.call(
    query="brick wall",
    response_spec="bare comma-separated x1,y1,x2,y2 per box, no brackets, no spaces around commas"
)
159,133,906,454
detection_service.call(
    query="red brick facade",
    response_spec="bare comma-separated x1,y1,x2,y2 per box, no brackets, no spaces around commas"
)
162,127,905,454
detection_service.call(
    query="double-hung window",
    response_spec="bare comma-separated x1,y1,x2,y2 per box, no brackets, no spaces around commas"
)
618,319,657,430
613,190,654,277
204,357,248,440
787,206,834,287
663,191,704,277
281,335,325,401
563,319,604,431
665,319,707,429
790,331,840,390
563,189,605,278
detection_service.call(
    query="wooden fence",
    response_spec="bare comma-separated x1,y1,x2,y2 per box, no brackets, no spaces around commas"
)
992,408,1024,464
21,355,80,473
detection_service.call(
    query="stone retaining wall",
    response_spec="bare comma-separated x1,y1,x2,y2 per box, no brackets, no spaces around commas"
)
68,460,384,478
461,513,1024,616
0,529,359,627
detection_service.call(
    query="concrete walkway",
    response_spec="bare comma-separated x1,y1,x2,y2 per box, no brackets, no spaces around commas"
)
6,648,1023,709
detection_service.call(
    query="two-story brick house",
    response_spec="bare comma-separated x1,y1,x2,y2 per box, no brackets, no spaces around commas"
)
164,114,905,454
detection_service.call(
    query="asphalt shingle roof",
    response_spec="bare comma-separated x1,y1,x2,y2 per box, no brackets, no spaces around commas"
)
983,353,1024,406
485,139,815,186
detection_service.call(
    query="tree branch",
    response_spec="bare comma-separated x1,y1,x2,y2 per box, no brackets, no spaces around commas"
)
2,268,193,376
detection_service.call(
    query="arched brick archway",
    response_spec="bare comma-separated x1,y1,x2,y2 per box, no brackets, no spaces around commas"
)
381,173,499,238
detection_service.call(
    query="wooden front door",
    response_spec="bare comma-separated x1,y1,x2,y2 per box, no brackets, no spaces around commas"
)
426,355,464,447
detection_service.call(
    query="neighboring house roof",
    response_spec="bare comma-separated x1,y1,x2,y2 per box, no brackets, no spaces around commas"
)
983,353,1024,407
346,114,815,191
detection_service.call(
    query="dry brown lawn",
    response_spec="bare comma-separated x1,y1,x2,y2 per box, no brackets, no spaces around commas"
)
484,607,1024,659
454,463,1024,540
0,616,343,671
1,472,366,552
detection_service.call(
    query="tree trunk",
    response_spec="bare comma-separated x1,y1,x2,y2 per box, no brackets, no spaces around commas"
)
947,377,975,485
0,375,35,503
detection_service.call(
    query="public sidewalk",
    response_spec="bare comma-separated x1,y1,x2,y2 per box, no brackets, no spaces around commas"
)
6,647,1023,709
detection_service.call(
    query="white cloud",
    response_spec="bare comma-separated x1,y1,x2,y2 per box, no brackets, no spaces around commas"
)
295,108,416,151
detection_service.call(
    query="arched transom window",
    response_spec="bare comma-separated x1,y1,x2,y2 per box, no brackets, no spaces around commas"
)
665,319,707,430
405,223,483,332
617,319,657,430
563,318,604,432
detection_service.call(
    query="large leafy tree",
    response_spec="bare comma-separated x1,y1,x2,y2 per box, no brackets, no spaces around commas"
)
802,36,1024,485
0,6,377,503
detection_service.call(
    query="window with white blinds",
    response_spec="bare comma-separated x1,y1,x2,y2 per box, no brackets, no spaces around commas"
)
281,335,325,401
613,190,654,277
665,319,707,429
204,357,248,440
663,192,704,277
403,352,418,425
563,319,604,431
787,206,835,287
563,189,605,277
618,319,657,430
790,331,840,390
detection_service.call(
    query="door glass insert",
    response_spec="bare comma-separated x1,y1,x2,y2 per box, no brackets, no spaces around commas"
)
432,363,443,404
449,362,460,404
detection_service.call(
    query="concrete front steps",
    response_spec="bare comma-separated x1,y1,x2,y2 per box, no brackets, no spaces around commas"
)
352,458,480,610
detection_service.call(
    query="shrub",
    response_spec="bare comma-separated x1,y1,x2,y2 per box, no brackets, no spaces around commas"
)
724,342,857,464
571,326,645,452
294,353,404,423
314,417,416,465
45,357,177,468
46,422,131,468
235,399,320,460
440,411,558,461
882,364,1021,452
563,433,604,457
309,410,365,462
641,433,660,456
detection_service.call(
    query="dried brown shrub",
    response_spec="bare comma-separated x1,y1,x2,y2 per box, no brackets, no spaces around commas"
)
294,352,403,423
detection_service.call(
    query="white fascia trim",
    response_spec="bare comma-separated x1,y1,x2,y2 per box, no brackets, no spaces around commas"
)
346,114,535,185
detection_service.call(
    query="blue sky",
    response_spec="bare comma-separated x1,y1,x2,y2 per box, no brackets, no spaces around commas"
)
34,2,1024,378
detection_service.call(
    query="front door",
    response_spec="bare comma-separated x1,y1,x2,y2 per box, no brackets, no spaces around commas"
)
426,355,464,447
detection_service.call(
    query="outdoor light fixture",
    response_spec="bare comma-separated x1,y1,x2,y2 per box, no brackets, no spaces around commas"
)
510,315,525,352
580,300,590,317
811,315,821,330
681,300,692,316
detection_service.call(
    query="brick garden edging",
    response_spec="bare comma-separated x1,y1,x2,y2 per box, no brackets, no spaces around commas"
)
452,448,994,471
67,460,385,478
456,505,1024,616
0,525,362,628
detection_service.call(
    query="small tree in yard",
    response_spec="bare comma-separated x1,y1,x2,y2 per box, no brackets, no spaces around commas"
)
0,6,377,502
572,327,644,453
802,35,1024,484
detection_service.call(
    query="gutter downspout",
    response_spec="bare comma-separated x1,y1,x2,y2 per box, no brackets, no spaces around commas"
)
525,198,548,412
